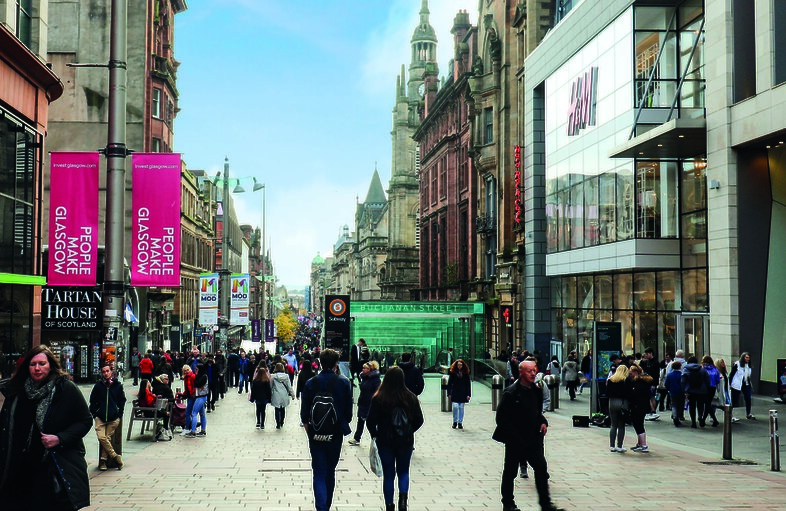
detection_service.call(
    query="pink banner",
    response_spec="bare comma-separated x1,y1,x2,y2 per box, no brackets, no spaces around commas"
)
48,152,99,286
131,153,182,286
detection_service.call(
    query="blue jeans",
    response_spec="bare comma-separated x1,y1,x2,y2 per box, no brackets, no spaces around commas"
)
238,372,247,391
376,441,413,505
191,396,207,432
309,437,343,511
452,402,465,423
185,397,195,430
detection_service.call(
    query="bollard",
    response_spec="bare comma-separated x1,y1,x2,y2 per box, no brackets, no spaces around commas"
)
543,375,555,412
722,404,733,460
492,374,504,411
441,374,451,412
770,410,780,471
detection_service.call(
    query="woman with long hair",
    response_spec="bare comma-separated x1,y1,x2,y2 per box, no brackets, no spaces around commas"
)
0,345,93,510
295,354,315,400
447,359,471,429
628,364,654,452
701,355,721,426
367,366,424,511
729,352,755,421
348,360,381,446
185,364,208,437
270,363,295,429
179,364,196,436
250,365,273,429
606,364,630,452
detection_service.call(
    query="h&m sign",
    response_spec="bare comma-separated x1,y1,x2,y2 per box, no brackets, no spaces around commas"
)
567,67,598,136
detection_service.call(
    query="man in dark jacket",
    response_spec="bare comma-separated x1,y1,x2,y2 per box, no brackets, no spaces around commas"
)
300,349,352,511
493,360,564,511
398,352,424,395
89,364,127,471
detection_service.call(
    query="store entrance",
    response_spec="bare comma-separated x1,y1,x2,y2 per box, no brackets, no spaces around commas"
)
676,314,709,359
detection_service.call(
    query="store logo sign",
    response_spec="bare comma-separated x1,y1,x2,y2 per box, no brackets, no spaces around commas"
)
567,67,598,136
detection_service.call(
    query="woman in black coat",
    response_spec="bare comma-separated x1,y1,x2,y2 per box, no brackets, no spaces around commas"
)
0,345,93,510
250,366,273,429
349,361,381,446
367,366,424,511
447,359,471,429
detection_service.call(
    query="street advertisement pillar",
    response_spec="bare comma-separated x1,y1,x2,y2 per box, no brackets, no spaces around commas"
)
591,321,621,416
324,294,350,362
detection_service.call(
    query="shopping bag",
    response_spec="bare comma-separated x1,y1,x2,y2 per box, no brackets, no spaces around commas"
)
369,439,383,477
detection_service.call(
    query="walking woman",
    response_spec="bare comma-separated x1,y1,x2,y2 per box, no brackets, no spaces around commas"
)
179,364,195,436
0,345,93,510
561,352,580,401
628,365,653,452
730,352,755,421
367,366,424,511
185,363,209,437
701,355,721,426
447,359,471,429
606,364,630,452
271,363,295,429
250,366,273,429
348,360,381,446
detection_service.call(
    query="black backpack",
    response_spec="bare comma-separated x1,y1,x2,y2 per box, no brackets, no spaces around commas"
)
387,405,414,443
309,374,340,441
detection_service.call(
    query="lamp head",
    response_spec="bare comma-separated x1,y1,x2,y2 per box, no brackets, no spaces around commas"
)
253,178,265,192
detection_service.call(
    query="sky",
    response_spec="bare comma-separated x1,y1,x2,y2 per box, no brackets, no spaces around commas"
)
174,0,476,289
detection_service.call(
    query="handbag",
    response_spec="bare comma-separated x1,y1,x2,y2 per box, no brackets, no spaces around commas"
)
369,439,383,477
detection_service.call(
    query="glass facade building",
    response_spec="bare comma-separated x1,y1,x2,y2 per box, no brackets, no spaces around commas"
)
540,3,708,360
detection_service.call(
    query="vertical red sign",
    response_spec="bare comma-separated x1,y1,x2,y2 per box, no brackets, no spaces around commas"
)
48,152,100,286
514,145,522,226
131,153,182,286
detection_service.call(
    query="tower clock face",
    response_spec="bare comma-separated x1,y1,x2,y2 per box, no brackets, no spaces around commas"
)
418,83,425,97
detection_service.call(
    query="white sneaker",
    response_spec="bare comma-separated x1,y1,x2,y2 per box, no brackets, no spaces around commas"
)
609,446,616,452
731,416,740,423
637,445,649,453
616,447,627,453
179,429,189,437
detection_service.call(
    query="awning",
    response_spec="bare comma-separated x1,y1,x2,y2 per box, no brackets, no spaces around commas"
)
609,118,706,159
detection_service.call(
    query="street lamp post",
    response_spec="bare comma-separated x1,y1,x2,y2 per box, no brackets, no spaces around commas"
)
217,158,232,352
251,180,266,322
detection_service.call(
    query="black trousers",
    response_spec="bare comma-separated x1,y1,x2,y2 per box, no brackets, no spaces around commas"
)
501,440,551,508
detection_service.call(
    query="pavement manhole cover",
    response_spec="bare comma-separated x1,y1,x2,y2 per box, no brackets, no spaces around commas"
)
700,460,758,465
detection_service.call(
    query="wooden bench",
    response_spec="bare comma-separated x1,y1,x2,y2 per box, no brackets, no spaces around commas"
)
126,398,170,440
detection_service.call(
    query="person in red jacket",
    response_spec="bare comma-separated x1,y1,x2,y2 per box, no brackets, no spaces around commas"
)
139,353,155,382
178,365,196,436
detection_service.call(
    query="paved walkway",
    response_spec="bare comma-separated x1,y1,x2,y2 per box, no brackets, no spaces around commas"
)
79,376,786,510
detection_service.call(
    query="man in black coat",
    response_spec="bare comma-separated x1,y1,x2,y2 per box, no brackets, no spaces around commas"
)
398,352,424,395
493,360,564,511
349,338,367,386
89,364,127,471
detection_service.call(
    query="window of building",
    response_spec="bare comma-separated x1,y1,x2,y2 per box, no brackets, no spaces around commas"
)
732,0,756,101
459,145,468,191
152,88,162,119
431,164,438,205
151,138,161,153
439,155,447,199
0,113,38,276
484,107,493,144
15,0,32,47
484,176,497,277
635,160,678,239
775,0,786,85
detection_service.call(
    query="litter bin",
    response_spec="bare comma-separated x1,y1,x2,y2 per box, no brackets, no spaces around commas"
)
549,374,560,410
441,374,451,412
543,375,556,412
492,374,504,411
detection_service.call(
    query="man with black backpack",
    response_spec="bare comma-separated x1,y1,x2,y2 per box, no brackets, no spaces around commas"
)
300,349,352,511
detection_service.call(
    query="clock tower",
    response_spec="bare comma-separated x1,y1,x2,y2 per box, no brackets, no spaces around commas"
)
381,0,438,300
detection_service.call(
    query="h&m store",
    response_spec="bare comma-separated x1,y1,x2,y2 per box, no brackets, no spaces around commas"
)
522,0,786,394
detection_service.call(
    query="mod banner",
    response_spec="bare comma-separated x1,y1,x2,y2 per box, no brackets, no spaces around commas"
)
199,273,219,309
48,152,99,286
131,153,181,286
230,274,250,309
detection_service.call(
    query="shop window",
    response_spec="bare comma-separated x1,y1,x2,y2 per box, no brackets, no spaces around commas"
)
599,173,616,244
595,275,613,310
577,276,594,309
682,268,708,312
634,272,656,310
657,271,681,310
614,274,633,310
570,182,584,249
561,276,577,309
616,169,635,241
584,176,599,247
